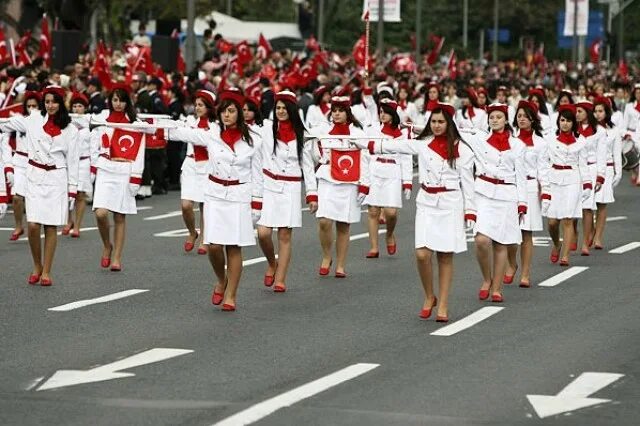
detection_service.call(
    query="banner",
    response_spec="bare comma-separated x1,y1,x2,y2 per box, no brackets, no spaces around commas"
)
563,0,589,36
362,0,401,23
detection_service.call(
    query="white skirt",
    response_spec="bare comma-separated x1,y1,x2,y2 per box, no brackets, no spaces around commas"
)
364,176,402,208
546,182,582,219
25,169,68,226
595,165,615,204
77,158,93,195
474,192,522,245
257,182,302,228
581,163,597,210
316,179,361,224
520,181,543,231
180,169,206,203
203,195,255,246
12,164,27,197
415,191,467,253
92,164,137,215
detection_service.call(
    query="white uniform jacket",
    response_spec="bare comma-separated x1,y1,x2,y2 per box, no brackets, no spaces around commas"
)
180,115,213,175
515,129,548,185
305,104,330,130
168,124,263,205
580,126,608,184
538,134,590,192
90,122,146,185
600,125,623,180
364,124,413,190
455,107,487,131
622,101,640,136
398,101,419,124
0,134,9,203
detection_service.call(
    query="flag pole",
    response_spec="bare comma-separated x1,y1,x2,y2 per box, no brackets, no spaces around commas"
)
364,8,370,81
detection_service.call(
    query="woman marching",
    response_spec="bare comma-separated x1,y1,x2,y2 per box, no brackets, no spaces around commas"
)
591,97,623,249
528,88,554,135
305,85,331,130
363,98,413,258
180,90,217,255
539,104,591,266
90,84,146,272
456,88,487,131
505,100,547,288
63,92,93,238
255,90,309,292
0,85,79,285
303,95,369,278
463,103,528,303
166,88,262,311
355,103,475,321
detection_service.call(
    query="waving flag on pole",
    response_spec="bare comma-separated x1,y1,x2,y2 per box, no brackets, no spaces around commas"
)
0,28,7,63
426,35,445,65
446,49,457,80
589,38,601,64
257,33,272,60
15,31,32,67
38,14,51,66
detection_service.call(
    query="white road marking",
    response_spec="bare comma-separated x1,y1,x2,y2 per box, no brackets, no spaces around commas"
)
154,229,191,238
48,289,149,312
609,242,640,254
431,307,504,336
606,216,627,222
145,210,197,221
18,227,98,241
25,376,45,391
242,255,278,267
212,363,379,426
538,267,589,287
350,229,386,241
136,206,154,211
0,227,16,231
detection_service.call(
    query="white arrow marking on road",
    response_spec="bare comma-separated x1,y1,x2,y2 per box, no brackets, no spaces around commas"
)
212,363,379,426
431,307,504,336
538,266,589,287
527,372,624,418
48,289,149,312
609,241,640,254
605,215,627,222
36,348,193,391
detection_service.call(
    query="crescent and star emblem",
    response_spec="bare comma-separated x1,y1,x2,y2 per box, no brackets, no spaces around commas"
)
337,154,354,175
117,135,135,152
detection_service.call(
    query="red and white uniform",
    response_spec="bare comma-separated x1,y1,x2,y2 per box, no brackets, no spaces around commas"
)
305,103,330,130
4,125,29,197
578,124,607,210
595,124,623,204
303,122,369,224
180,116,212,203
90,111,146,215
539,132,590,219
455,106,487,131
167,125,262,246
397,100,420,124
515,129,547,231
71,116,93,196
366,135,476,253
1,112,79,225
464,130,528,244
363,123,413,208
0,134,9,212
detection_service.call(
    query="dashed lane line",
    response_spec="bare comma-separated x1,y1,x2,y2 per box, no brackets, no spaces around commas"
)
18,227,99,241
605,216,627,222
48,289,150,312
609,241,640,254
431,307,504,336
537,266,589,287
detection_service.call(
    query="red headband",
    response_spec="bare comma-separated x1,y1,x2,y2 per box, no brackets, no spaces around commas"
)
42,85,65,99
275,90,297,105
313,85,328,97
575,101,593,112
557,104,577,115
486,103,508,116
437,102,455,118
219,89,245,106
195,89,216,108
331,96,351,108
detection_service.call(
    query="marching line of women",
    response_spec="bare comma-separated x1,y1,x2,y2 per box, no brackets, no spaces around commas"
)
0,82,633,320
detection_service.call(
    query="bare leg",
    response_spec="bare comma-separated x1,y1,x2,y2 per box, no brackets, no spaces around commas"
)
581,209,594,250
13,195,25,234
94,208,112,259
560,219,574,262
520,231,534,284
593,203,607,246
223,245,242,306
197,203,207,251
475,233,493,291
73,192,87,233
27,222,43,276
318,218,333,268
274,228,292,284
367,206,381,253
415,247,435,309
111,213,126,267
436,252,453,317
181,199,197,245
571,218,578,250
41,225,58,280
208,244,226,293
491,242,508,296
506,244,518,277
335,221,350,274
385,207,398,248
257,225,277,276
548,218,561,253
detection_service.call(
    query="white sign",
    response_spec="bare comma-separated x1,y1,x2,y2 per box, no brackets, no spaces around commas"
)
527,372,624,418
362,0,402,23
36,348,193,391
564,0,590,36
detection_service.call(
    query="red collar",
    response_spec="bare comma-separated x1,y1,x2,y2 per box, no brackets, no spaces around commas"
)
197,117,209,129
487,131,511,151
319,102,330,115
558,131,576,145
425,99,439,112
245,119,255,125
578,124,594,137
42,116,61,137
466,105,475,118
635,101,640,113
329,122,351,135
428,135,459,159
381,123,402,138
398,100,407,110
221,127,242,150
277,120,297,143
106,111,129,123
518,129,534,147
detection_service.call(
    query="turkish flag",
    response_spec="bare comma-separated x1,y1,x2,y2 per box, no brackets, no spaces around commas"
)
109,128,143,160
589,39,601,64
352,35,366,67
236,40,253,65
257,33,272,60
330,149,361,182
38,14,51,66
426,35,444,65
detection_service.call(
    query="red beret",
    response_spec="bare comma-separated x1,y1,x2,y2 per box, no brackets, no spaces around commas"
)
379,98,398,110
466,87,478,103
476,87,488,96
313,85,328,97
575,101,593,112
219,88,245,106
195,89,216,108
70,92,89,106
486,103,508,116
517,99,538,114
528,88,545,99
427,82,440,91
593,96,612,109
42,85,65,99
558,104,577,115
245,96,261,108
24,91,42,103
437,102,456,118
275,90,297,105
331,96,351,108
110,83,131,94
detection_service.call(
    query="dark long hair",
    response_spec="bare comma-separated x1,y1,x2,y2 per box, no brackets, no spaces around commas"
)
41,92,71,129
195,96,217,122
218,98,253,145
380,103,400,128
460,94,480,119
417,107,461,168
23,95,41,115
108,89,137,122
593,101,614,128
513,105,543,137
245,100,263,126
528,93,549,115
331,105,363,129
486,109,513,134
272,100,305,162
554,92,574,111
555,109,580,137
578,105,598,134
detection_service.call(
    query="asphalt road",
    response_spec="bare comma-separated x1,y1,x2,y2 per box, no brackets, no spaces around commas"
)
1,178,639,426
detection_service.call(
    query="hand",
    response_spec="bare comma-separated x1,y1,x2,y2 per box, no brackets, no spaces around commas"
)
129,183,141,197
356,192,367,205
403,188,412,200
612,174,622,187
541,199,551,216
68,198,75,211
308,201,318,213
6,171,14,188
519,212,526,225
465,219,475,231
595,182,602,193
251,209,261,225
0,203,6,220
582,188,592,202
90,173,96,185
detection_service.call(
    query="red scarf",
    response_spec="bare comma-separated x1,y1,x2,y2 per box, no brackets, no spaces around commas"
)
381,123,402,138
518,128,534,147
466,105,475,119
487,131,511,151
329,122,350,135
578,124,594,137
106,111,129,123
558,131,576,145
245,119,255,125
428,135,459,159
635,101,640,113
221,127,242,151
425,99,439,112
197,117,209,130
398,100,407,111
319,102,330,115
277,120,297,143
42,116,61,137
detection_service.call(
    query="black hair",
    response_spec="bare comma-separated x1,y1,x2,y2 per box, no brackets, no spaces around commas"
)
194,95,217,122
513,105,543,137
330,104,363,129
217,98,254,146
577,105,598,134
528,93,549,115
272,99,305,162
486,109,513,134
593,101,614,128
351,89,363,106
244,100,263,126
41,92,71,129
555,109,580,137
380,103,400,128
417,107,461,168
313,88,328,105
23,94,41,114
554,92,575,111
108,89,137,122
629,86,640,103
460,93,480,119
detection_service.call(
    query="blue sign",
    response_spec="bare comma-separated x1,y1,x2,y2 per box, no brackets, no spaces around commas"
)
487,29,510,43
557,11,604,48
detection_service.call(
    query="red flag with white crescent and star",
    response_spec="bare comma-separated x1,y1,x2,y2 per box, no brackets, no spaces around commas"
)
330,149,361,182
109,128,144,161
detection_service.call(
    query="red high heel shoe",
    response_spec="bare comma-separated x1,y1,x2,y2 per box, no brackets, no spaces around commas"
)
491,293,504,303
61,223,73,236
519,280,531,288
100,245,113,268
549,248,560,264
40,277,53,286
110,264,122,272
570,242,578,251
503,265,517,284
318,259,332,276
274,283,286,293
183,232,198,252
263,274,275,287
559,259,570,267
478,288,490,300
365,251,379,258
211,290,224,305
222,303,236,312
27,274,41,285
419,297,438,319
580,248,590,256
197,246,207,255
387,244,397,255
70,230,80,238
9,229,23,241
436,315,449,323
334,271,347,278
378,217,386,225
